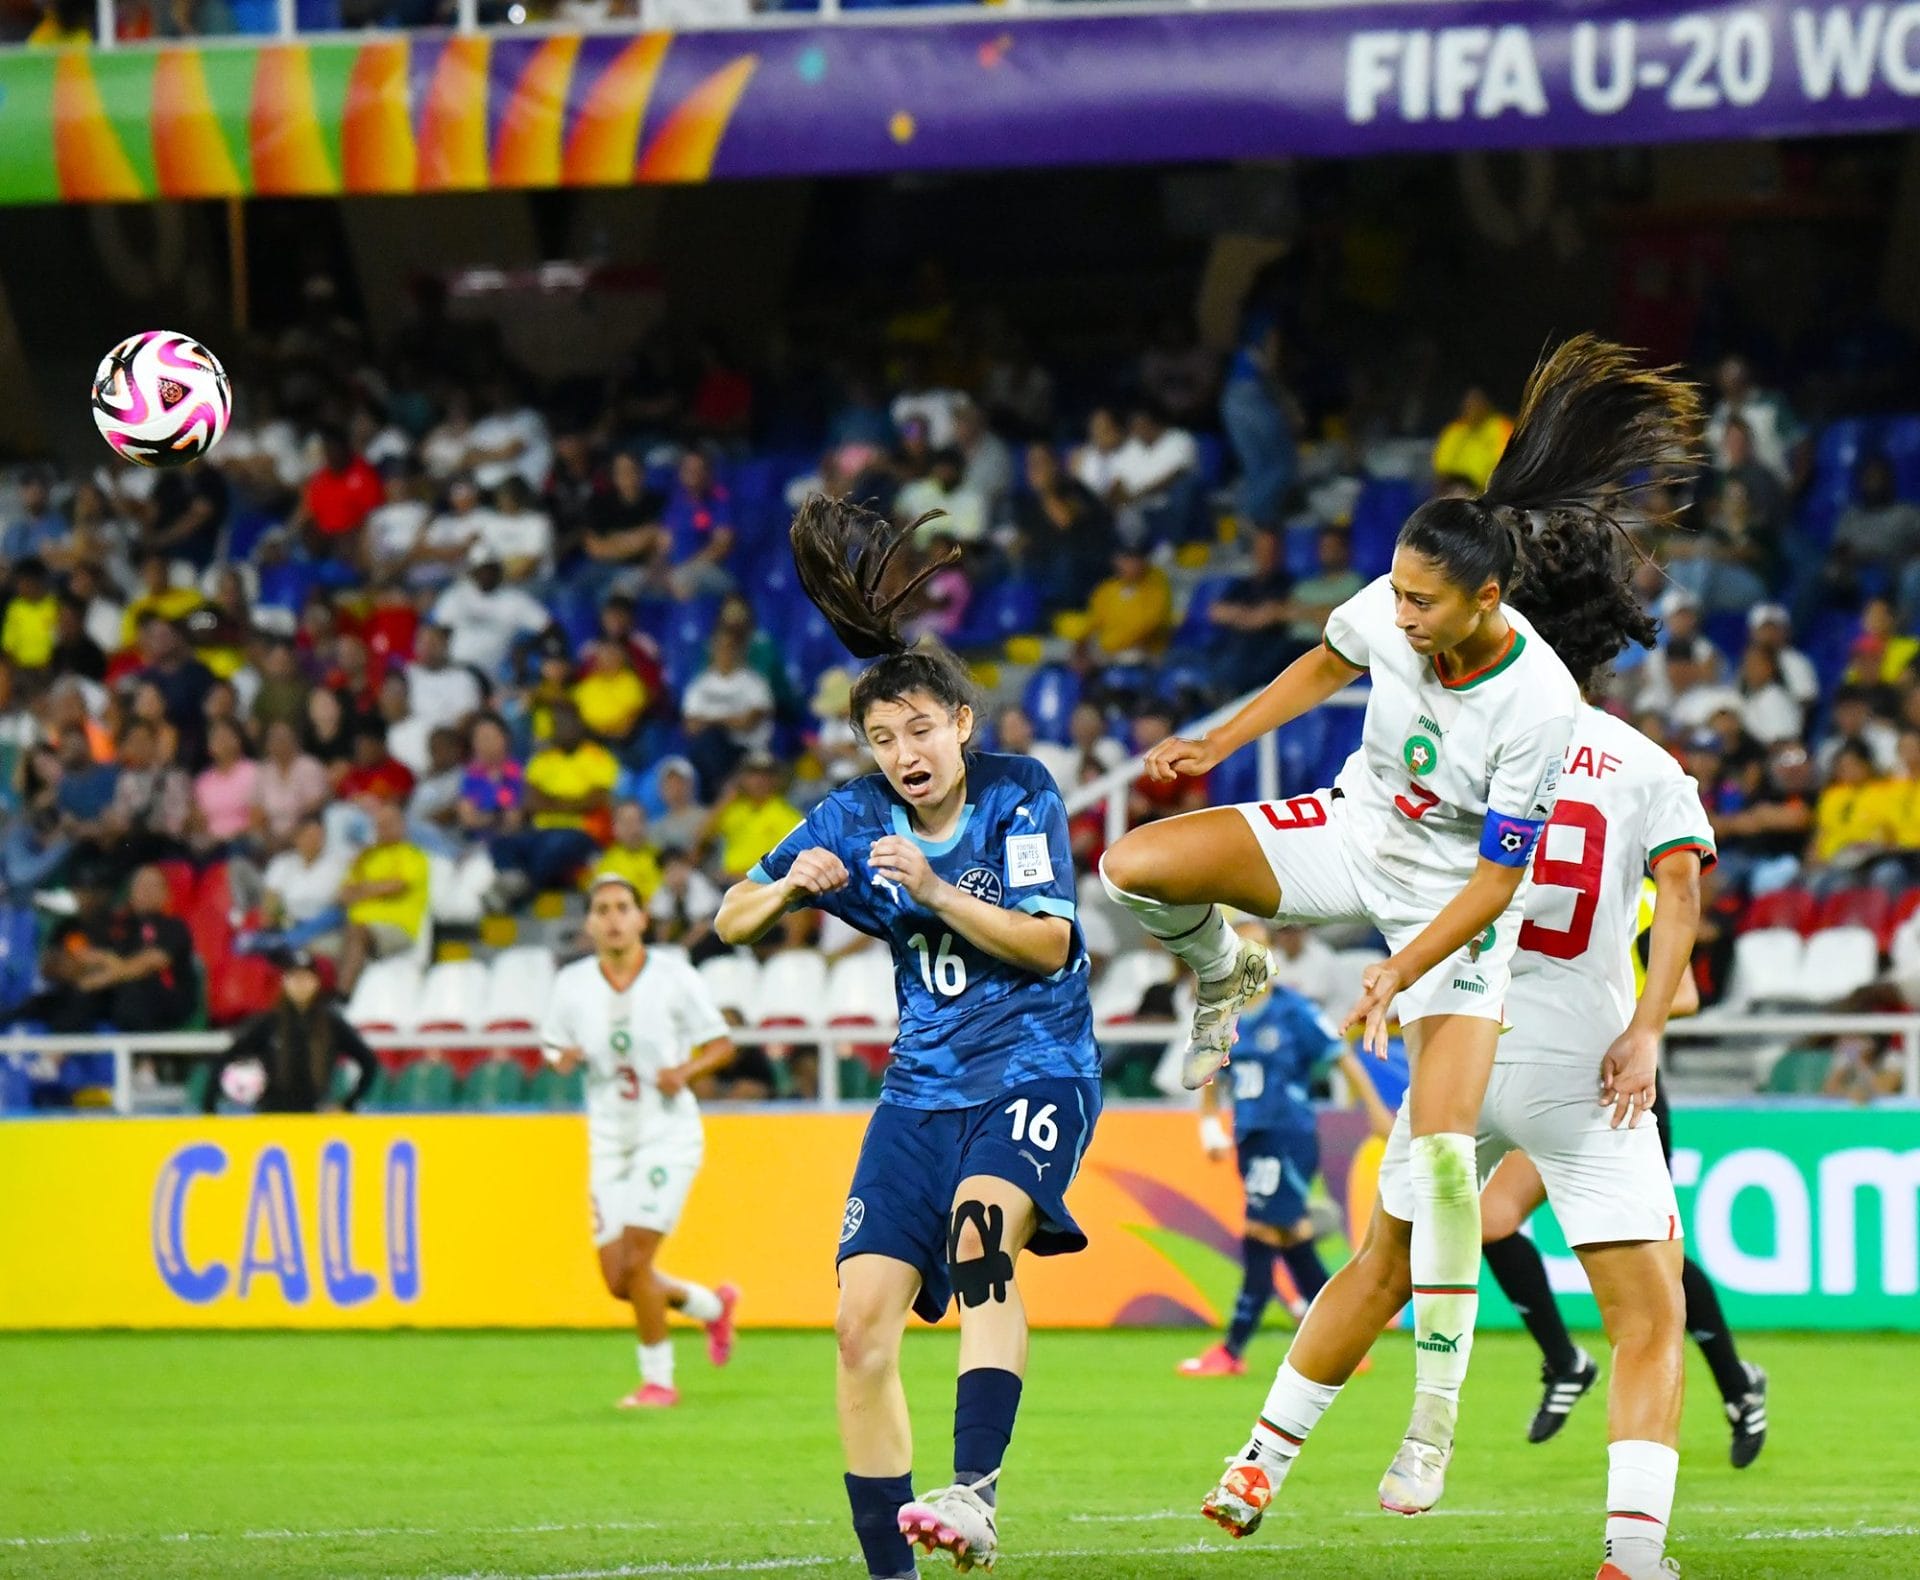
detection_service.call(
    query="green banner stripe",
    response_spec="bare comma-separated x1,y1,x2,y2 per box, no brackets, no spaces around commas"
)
93,50,160,197
0,56,60,204
200,46,261,193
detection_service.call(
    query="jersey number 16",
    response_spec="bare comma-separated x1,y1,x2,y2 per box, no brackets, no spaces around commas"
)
907,931,968,998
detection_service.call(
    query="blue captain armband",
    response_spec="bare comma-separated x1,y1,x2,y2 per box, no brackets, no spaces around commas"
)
1480,810,1545,867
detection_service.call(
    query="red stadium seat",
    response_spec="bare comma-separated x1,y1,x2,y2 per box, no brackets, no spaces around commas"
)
828,1012,889,1076
1814,887,1895,948
1738,887,1817,935
156,860,199,919
483,1018,543,1076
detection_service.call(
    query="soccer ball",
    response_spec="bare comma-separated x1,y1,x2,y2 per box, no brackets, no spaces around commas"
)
89,330,232,468
219,1058,267,1107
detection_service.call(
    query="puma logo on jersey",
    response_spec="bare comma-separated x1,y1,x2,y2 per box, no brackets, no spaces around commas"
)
1014,805,1037,823
1019,1148,1051,1178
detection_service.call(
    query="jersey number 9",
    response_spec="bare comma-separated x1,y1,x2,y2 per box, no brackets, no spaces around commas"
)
908,931,967,998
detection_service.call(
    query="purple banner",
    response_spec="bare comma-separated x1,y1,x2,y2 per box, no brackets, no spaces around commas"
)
1,1,1916,204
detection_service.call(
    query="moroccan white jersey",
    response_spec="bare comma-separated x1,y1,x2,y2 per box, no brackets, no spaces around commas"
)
1321,575,1581,894
1504,707,1717,1063
540,947,729,1155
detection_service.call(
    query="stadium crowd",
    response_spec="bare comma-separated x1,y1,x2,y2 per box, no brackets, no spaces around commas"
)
1,268,1918,1109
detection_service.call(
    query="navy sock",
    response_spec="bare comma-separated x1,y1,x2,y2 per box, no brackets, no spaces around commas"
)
1682,1256,1751,1405
1485,1232,1579,1375
1224,1236,1277,1357
954,1366,1023,1507
1277,1239,1331,1305
844,1472,915,1579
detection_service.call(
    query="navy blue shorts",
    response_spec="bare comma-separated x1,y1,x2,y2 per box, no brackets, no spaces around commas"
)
1237,1126,1319,1230
838,1076,1101,1324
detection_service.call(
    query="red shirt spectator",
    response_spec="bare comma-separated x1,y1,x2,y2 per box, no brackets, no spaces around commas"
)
298,430,384,539
338,723,416,804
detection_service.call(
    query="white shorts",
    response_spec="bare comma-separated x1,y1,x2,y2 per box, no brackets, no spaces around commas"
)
589,1141,703,1245
1234,792,1529,1025
1376,1061,1681,1248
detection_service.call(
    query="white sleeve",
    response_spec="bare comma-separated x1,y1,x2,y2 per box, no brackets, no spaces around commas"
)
670,958,731,1049
538,976,574,1059
1486,714,1574,822
1645,767,1717,873
1320,577,1384,671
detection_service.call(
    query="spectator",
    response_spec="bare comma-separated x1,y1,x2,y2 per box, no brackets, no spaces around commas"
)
702,750,802,882
338,719,416,808
138,457,230,570
336,798,429,995
493,701,614,892
1071,408,1129,509
1209,527,1307,696
597,595,668,708
190,718,259,858
1842,597,1918,691
457,712,526,843
1431,384,1513,493
408,726,471,858
573,639,648,748
379,672,432,777
1267,922,1342,1011
1111,404,1202,544
1218,317,1299,530
1634,591,1727,720
203,948,378,1114
288,427,383,565
78,721,191,877
1016,443,1112,616
1818,685,1901,775
714,594,796,722
1138,315,1218,429
1735,647,1805,745
901,536,973,645
1128,708,1208,823
648,846,722,951
466,378,553,493
952,398,1013,524
979,326,1055,438
896,449,987,546
120,551,201,650
1711,741,1815,895
682,627,775,794
365,460,435,586
889,357,966,448
302,686,358,780
321,631,382,719
483,475,554,584
576,452,667,594
1744,604,1818,713
404,623,482,733
1706,354,1807,489
544,430,603,550
1681,418,1785,609
430,545,550,680
403,475,492,591
1285,528,1364,647
1809,742,1893,884
2,470,65,562
240,816,349,955
421,389,476,482
2,558,59,675
1833,456,1920,617
688,334,754,441
36,866,197,1034
68,562,125,660
1081,546,1173,664
251,719,328,853
651,756,709,853
662,449,737,599
128,680,183,772
596,799,662,900
135,615,217,752
800,667,865,802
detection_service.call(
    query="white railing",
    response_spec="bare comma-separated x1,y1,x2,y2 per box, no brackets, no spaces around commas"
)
6,1009,1916,1114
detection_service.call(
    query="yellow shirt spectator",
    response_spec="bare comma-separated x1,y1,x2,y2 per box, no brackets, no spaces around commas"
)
526,741,619,832
596,843,663,901
1432,390,1514,492
1812,776,1896,864
714,791,804,878
1085,561,1173,659
121,588,202,650
1883,778,1920,851
345,840,429,940
574,667,647,741
2,594,59,669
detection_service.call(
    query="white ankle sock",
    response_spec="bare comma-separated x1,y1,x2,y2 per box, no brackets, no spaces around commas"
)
663,1276,723,1323
1097,862,1243,982
1605,1440,1678,1573
1409,1132,1481,1407
638,1339,675,1389
1247,1360,1342,1472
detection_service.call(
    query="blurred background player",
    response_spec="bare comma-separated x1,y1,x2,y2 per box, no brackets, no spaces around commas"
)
1180,919,1394,1377
1483,878,1768,1470
541,871,740,1409
716,501,1101,1578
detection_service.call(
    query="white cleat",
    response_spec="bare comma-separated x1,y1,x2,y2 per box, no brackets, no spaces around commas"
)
1379,1395,1455,1515
1182,938,1274,1089
899,1472,999,1571
1200,1455,1283,1539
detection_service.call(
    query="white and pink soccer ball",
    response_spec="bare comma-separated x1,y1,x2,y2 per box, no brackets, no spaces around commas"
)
90,330,231,468
219,1058,268,1107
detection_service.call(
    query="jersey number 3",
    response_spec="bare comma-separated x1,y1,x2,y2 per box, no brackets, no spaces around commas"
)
907,931,968,998
1517,800,1606,961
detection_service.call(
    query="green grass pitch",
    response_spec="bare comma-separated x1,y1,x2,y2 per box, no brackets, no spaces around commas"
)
1,1330,1912,1578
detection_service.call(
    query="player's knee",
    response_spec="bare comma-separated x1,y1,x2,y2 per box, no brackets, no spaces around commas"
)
1097,842,1156,902
834,1300,899,1379
1349,1236,1412,1305
947,1198,1016,1310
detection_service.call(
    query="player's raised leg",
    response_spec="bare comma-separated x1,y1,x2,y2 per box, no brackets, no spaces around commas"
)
658,1272,739,1367
1580,1239,1685,1580
837,1254,922,1580
601,1227,679,1408
1201,1199,1410,1536
1481,1152,1600,1442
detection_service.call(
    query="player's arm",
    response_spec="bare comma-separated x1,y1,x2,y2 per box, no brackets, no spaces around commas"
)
1603,849,1703,1128
1145,643,1360,781
1335,1049,1396,1138
1198,1079,1232,1160
870,841,1072,976
655,1035,734,1098
714,847,849,945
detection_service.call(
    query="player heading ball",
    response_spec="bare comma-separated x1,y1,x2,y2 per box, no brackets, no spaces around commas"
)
716,501,1102,1578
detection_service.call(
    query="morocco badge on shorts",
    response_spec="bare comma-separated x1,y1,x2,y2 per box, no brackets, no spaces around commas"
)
1403,734,1438,776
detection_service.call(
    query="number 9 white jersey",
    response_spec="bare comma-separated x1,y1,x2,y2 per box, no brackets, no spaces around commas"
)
539,947,729,1155
1503,708,1716,1064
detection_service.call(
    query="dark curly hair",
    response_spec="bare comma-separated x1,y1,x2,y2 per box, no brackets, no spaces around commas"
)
788,496,979,728
1397,334,1702,693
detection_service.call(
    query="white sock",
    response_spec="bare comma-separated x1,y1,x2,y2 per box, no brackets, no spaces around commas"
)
1605,1440,1678,1573
662,1275,723,1323
638,1339,675,1389
1246,1360,1342,1475
1409,1132,1480,1408
1098,862,1243,982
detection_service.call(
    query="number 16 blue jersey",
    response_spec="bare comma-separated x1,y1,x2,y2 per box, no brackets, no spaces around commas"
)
749,751,1099,1109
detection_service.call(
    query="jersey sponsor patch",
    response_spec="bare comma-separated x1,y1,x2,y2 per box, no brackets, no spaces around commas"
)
1006,832,1053,888
957,866,1005,905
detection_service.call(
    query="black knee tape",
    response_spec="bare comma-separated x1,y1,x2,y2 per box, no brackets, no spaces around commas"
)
948,1199,1014,1308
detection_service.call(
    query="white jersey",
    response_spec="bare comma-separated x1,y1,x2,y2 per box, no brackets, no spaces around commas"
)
1322,576,1581,899
1503,708,1716,1063
539,947,729,1155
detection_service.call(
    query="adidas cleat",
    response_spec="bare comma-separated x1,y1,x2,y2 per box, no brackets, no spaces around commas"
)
1527,1348,1600,1443
1182,938,1274,1089
1728,1363,1767,1469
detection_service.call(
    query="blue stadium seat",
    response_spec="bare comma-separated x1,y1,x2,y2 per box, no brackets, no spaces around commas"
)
956,580,1041,651
1881,413,1920,501
0,1054,30,1113
1210,743,1263,805
1350,479,1419,577
0,905,37,1015
1815,417,1876,480
1285,523,1323,579
1174,575,1237,647
1023,666,1082,744
1193,433,1227,489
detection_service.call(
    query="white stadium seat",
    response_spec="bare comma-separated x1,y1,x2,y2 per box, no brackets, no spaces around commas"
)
1726,927,1807,1010
755,949,830,1026
1091,948,1176,1025
346,955,425,1033
827,949,897,1024
416,959,492,1031
697,952,763,1019
1796,925,1880,1003
484,946,558,1027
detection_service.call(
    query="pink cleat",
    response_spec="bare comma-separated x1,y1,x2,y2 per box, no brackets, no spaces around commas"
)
617,1383,679,1409
1177,1343,1247,1378
706,1283,739,1367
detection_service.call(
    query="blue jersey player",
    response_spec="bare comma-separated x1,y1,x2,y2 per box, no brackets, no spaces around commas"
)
1180,921,1394,1379
715,498,1100,1578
